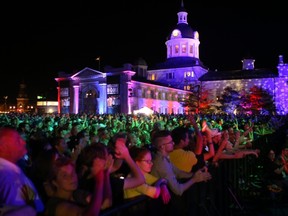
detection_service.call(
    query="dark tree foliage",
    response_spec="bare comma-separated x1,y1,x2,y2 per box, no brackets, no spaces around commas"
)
218,86,241,114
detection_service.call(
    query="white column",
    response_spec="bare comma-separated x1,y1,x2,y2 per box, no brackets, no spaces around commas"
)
73,85,79,114
98,83,107,114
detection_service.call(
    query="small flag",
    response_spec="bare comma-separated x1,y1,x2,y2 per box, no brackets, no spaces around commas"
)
96,57,100,61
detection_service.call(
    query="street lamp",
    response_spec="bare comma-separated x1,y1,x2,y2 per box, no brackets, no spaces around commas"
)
3,96,8,112
96,56,101,71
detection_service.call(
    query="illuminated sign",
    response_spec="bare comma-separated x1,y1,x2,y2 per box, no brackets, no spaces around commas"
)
107,84,119,95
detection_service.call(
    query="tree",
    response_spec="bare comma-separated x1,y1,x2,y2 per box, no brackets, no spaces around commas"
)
218,86,241,114
179,84,202,114
198,85,217,114
239,88,252,115
248,85,275,115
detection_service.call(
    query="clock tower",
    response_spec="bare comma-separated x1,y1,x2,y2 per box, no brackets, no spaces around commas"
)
165,0,200,59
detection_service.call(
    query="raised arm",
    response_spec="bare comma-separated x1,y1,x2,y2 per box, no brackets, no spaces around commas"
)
83,158,106,216
101,154,114,209
188,114,203,155
203,127,215,161
114,138,145,189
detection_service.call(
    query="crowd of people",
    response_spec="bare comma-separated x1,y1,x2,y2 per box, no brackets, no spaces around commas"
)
0,112,288,216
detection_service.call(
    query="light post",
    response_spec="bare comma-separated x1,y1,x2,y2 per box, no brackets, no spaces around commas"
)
96,56,101,71
3,96,8,112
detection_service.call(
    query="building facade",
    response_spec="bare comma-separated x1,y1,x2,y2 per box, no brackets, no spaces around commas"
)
55,2,288,115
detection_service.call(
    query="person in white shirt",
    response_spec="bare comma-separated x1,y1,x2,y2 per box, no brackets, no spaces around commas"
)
0,127,44,215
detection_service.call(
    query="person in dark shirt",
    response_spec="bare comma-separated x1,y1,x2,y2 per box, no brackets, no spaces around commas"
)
45,155,111,216
77,135,145,206
263,149,288,195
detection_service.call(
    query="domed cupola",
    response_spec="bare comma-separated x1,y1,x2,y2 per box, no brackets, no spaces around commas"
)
170,2,194,39
165,0,200,59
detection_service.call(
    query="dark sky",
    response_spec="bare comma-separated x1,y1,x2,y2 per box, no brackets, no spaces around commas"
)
1,2,288,104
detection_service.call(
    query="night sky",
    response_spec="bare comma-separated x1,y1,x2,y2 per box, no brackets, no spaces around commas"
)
1,2,288,104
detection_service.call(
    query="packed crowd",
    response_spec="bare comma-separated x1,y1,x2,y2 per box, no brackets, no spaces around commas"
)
0,112,288,216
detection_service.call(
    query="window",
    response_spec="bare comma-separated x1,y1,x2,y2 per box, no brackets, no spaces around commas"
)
138,89,142,98
146,90,151,98
173,94,178,101
60,88,69,97
107,96,120,107
182,44,186,53
166,73,174,79
61,98,70,106
175,45,179,54
150,90,155,99
184,85,191,90
190,45,193,54
156,92,160,99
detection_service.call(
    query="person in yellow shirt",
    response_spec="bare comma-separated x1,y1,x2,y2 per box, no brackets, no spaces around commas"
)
169,126,198,172
124,146,171,216
124,146,171,203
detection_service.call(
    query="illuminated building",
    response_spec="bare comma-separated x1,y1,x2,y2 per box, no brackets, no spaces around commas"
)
55,2,288,115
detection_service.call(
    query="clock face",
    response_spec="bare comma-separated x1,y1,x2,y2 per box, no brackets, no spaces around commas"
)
194,31,199,39
172,29,180,37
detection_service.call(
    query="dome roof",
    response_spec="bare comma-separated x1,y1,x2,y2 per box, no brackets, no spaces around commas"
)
133,57,147,66
176,23,194,38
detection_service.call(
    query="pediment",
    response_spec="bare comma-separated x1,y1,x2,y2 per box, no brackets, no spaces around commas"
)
71,67,106,79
